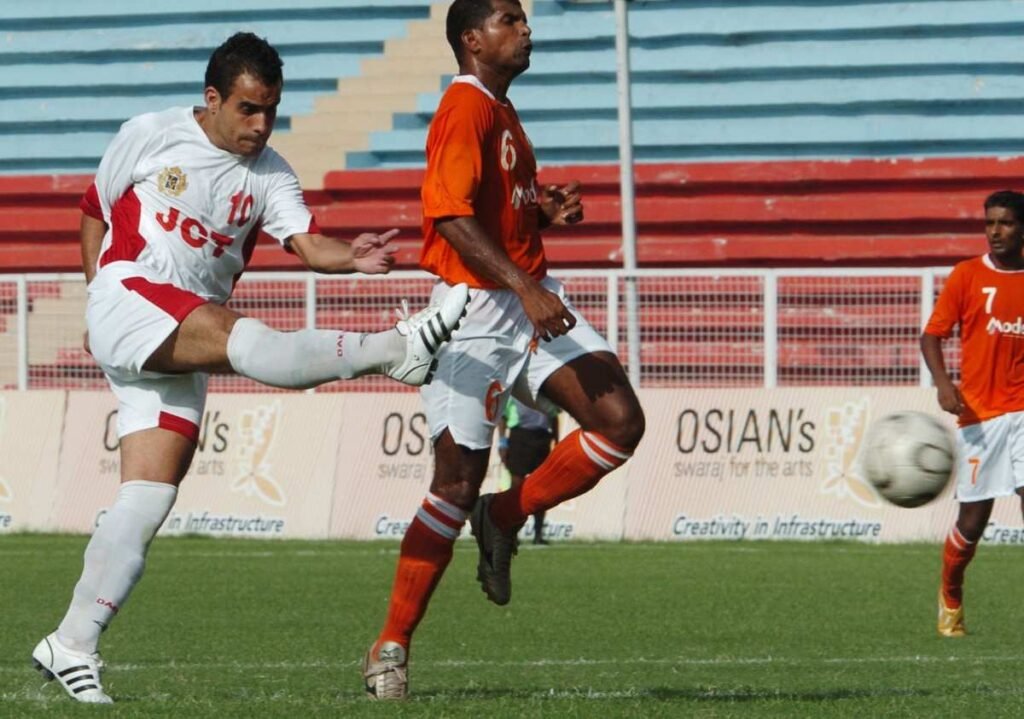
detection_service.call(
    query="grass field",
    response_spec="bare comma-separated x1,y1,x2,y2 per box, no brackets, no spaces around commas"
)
3,535,1024,718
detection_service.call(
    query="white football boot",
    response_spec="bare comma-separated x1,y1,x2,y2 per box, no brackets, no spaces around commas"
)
386,283,469,386
363,641,408,700
32,632,112,704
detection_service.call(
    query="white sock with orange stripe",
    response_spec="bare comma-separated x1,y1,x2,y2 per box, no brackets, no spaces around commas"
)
489,429,632,532
377,493,467,650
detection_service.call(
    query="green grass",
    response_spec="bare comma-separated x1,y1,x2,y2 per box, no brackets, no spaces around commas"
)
4,535,1024,717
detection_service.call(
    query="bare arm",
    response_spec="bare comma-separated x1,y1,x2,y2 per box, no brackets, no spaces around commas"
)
289,229,398,275
920,332,964,415
80,214,107,284
435,216,575,340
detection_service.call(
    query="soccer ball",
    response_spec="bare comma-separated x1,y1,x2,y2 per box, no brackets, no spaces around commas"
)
862,411,955,508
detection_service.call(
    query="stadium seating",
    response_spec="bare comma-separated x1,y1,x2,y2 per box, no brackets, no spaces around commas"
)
0,0,1016,389
349,0,1024,168
4,1,1024,177
0,0,436,175
0,156,1009,273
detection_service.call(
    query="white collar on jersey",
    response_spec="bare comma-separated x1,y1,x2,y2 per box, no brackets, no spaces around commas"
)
451,74,510,106
982,253,1024,273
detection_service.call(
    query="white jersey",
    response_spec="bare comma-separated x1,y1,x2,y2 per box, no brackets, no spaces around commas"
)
82,106,314,304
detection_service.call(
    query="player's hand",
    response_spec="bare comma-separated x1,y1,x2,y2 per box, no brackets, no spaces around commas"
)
351,228,399,275
83,330,92,356
936,381,965,416
539,181,583,226
519,283,576,341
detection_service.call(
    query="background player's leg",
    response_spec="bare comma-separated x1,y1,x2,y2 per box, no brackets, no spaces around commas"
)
489,352,644,531
945,498,993,604
938,498,992,637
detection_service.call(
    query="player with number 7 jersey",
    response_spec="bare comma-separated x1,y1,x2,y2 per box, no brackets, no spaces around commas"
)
922,190,1024,639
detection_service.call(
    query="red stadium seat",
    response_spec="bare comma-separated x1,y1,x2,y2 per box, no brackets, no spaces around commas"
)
2,156,1012,272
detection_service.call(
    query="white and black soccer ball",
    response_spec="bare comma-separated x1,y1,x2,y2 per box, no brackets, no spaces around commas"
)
862,411,955,508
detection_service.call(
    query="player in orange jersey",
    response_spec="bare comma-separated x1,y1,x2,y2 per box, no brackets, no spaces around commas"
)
922,189,1024,638
361,0,645,700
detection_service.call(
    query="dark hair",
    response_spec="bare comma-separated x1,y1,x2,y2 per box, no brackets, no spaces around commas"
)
446,0,497,62
985,190,1024,223
205,32,283,98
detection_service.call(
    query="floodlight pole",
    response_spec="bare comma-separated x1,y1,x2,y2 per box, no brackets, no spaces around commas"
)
614,0,641,387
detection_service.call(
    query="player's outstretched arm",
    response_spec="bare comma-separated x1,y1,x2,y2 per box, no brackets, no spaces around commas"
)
289,229,398,275
436,216,575,340
921,332,964,415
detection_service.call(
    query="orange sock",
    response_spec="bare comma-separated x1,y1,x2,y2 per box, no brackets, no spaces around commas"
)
378,493,467,650
941,526,977,608
489,429,631,532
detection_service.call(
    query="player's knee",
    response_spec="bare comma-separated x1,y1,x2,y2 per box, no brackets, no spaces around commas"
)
593,400,645,452
430,480,481,512
430,461,488,510
956,513,988,543
225,317,271,375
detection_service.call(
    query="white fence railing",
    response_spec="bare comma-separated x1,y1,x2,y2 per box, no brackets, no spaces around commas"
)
0,268,958,392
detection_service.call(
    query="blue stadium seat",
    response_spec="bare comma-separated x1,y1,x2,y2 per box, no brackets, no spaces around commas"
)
0,0,435,174
7,0,1024,173
349,0,1024,167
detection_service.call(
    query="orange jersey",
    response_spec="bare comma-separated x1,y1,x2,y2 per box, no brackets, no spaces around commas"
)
924,255,1024,425
419,77,547,288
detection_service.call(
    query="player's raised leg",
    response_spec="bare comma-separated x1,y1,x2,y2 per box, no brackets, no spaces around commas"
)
475,351,644,604
135,281,469,388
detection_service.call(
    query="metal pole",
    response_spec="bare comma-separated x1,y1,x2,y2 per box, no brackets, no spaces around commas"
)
305,274,317,394
606,272,619,353
763,272,778,388
16,275,27,390
614,0,641,387
919,271,935,387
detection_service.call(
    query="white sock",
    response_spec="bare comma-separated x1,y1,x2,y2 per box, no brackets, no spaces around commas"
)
226,318,404,389
56,481,177,654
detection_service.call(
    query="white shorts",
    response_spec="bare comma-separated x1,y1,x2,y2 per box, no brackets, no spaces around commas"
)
421,276,614,449
86,261,209,441
955,411,1024,502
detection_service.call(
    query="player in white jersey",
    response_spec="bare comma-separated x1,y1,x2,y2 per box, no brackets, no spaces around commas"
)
31,33,468,705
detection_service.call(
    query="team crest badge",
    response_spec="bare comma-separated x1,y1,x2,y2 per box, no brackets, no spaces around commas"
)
157,167,188,197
